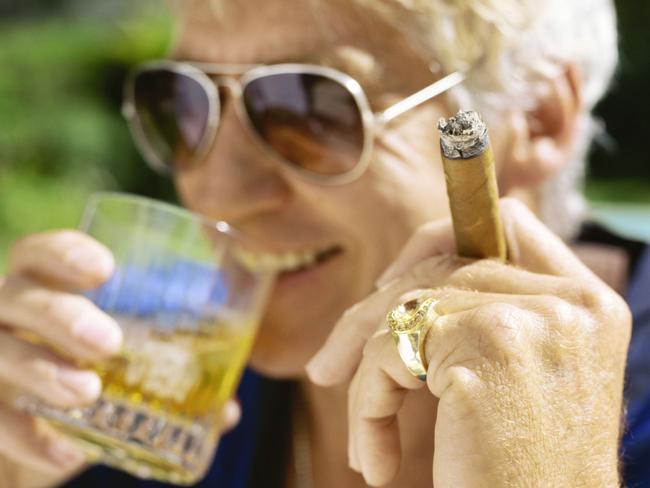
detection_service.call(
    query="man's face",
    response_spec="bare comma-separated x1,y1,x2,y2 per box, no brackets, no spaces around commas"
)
172,0,503,377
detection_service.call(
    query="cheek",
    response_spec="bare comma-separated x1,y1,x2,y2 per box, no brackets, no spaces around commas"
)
173,167,224,218
326,136,450,286
369,118,451,227
174,171,202,210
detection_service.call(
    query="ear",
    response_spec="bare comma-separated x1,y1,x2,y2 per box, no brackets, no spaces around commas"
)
499,64,583,192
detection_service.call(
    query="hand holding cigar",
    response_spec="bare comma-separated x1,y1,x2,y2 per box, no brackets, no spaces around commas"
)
438,110,507,260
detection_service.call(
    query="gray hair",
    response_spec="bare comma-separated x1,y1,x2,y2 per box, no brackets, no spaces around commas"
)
350,0,618,239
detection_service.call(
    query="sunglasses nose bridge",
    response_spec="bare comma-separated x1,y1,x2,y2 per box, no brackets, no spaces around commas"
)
213,76,243,99
205,76,276,168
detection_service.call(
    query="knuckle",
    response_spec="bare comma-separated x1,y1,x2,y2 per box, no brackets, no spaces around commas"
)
564,279,602,310
405,254,458,287
578,281,605,310
447,258,502,287
613,295,633,332
27,357,99,406
414,220,442,239
362,331,388,359
569,279,629,323
340,301,363,322
597,288,631,323
40,292,78,320
466,303,527,358
40,292,95,333
447,264,473,286
30,358,60,384
539,296,579,329
588,286,632,341
499,197,530,222
445,366,481,396
431,366,483,417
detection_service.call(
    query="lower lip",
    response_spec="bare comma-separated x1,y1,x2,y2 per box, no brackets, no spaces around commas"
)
274,250,343,289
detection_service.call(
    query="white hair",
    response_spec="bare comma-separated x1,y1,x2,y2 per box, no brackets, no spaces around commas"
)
349,0,619,239
204,0,619,238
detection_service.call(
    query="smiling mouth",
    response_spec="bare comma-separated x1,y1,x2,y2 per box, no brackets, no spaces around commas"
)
233,245,343,275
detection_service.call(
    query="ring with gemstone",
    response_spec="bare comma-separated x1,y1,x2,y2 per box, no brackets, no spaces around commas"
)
386,297,438,381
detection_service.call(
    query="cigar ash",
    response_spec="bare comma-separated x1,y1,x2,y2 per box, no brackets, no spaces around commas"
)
438,110,489,159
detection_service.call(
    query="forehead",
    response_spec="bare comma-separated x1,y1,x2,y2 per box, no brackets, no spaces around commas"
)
171,0,436,101
172,0,419,68
172,0,322,64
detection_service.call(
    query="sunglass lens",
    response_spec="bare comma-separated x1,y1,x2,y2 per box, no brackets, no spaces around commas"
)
133,68,212,170
243,72,365,176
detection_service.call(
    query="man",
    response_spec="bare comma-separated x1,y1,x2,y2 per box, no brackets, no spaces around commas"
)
0,0,646,486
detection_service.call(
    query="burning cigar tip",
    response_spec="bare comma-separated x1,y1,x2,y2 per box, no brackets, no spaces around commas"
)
438,110,489,160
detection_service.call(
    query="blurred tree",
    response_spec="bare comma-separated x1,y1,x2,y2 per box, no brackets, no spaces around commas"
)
0,1,175,268
589,0,650,184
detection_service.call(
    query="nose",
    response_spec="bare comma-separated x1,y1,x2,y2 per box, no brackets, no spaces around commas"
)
175,86,293,224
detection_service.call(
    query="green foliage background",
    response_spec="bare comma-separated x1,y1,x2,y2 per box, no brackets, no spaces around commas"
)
0,0,648,272
0,2,175,269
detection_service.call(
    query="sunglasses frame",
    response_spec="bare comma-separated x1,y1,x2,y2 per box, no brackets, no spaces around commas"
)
123,60,465,185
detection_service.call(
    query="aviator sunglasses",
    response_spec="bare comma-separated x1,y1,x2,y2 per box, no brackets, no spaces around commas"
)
122,60,465,185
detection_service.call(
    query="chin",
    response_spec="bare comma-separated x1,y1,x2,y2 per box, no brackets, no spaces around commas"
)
244,249,374,379
244,293,346,379
245,310,334,379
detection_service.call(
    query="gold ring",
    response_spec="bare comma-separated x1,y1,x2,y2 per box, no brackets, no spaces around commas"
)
386,297,438,381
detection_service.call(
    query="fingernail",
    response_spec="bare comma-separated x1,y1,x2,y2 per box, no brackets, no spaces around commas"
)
46,436,85,469
76,320,122,354
305,360,334,387
222,399,241,429
65,247,114,280
305,358,323,382
57,369,101,401
348,447,361,472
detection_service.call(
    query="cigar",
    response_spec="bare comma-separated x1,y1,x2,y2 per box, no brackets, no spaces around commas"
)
438,110,507,260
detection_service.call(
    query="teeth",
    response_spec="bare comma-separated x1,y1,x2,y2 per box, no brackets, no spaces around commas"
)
233,247,322,273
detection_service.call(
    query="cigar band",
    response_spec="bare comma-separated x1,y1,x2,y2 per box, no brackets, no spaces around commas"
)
386,297,438,381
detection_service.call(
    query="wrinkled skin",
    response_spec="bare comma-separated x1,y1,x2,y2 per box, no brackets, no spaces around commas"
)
308,199,630,486
0,231,241,488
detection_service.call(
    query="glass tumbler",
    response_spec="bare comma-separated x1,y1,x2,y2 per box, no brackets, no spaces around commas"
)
17,192,274,484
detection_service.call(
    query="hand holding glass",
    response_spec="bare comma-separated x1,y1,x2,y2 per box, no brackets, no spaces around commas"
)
17,193,274,484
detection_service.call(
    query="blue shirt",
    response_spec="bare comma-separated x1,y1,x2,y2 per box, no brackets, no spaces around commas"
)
622,245,650,487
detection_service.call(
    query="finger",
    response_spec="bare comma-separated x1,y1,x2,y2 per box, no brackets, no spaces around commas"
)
350,301,542,486
0,330,101,408
358,331,426,417
445,259,582,298
387,260,588,323
498,198,596,279
347,370,361,472
377,198,596,288
221,399,241,433
9,230,114,290
307,254,568,386
351,331,424,486
0,404,86,475
306,256,462,386
0,276,123,362
307,208,593,388
423,303,537,397
377,217,455,287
